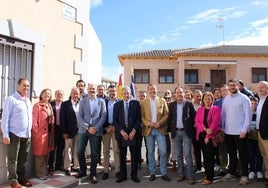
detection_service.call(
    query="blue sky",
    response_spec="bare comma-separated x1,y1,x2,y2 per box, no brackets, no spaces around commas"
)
90,0,268,81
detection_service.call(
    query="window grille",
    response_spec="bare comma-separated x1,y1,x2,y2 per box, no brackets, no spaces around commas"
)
0,35,33,118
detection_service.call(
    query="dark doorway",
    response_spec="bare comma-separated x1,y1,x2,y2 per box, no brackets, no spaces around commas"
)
210,70,226,89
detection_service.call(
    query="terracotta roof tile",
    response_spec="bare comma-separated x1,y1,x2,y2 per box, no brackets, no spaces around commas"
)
173,45,268,55
118,49,173,58
118,45,268,66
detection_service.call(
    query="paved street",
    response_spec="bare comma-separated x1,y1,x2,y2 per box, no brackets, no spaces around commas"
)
72,141,267,188
74,163,267,188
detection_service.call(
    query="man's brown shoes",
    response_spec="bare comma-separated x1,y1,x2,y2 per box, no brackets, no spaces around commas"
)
18,179,32,187
10,182,22,188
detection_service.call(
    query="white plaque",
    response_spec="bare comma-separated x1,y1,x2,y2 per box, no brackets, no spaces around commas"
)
62,4,76,22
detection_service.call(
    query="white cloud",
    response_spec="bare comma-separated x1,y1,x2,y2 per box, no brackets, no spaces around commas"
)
129,29,181,50
166,16,174,21
186,7,246,24
90,0,103,8
212,26,268,46
250,17,268,28
186,9,220,24
252,0,268,6
129,36,160,50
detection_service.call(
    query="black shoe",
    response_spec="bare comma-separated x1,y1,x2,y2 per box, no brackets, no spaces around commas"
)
132,176,140,183
194,168,201,172
116,177,127,183
162,175,171,181
48,168,54,174
75,172,86,178
102,173,109,180
149,174,156,181
261,178,268,182
71,168,79,173
55,166,65,172
167,162,173,167
115,172,120,179
65,170,71,176
90,176,98,184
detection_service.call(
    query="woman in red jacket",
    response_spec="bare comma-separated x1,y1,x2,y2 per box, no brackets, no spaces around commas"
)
32,88,55,180
195,91,221,185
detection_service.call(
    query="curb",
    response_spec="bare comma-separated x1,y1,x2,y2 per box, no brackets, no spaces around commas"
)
58,178,79,188
59,176,90,188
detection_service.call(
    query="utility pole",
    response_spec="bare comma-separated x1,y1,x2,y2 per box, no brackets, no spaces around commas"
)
217,17,225,45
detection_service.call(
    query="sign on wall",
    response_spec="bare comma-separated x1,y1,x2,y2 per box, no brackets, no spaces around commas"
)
62,4,76,22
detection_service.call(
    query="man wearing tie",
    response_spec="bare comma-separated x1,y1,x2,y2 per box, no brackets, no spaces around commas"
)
113,86,141,183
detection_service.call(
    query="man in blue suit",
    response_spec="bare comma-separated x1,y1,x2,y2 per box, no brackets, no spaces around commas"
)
77,83,107,184
113,86,141,183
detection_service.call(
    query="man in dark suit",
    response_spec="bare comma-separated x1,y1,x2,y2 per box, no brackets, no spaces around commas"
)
49,89,65,172
168,87,196,185
113,86,141,183
60,87,80,175
256,81,268,180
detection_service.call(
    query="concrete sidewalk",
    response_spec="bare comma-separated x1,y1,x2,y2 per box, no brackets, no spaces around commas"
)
0,165,104,188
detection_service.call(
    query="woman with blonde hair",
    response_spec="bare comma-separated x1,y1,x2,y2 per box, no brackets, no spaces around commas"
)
32,89,55,180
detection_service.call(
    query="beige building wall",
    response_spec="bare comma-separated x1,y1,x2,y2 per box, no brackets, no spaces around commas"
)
124,59,179,97
180,56,237,86
235,57,268,92
0,0,102,100
122,53,267,97
0,0,102,183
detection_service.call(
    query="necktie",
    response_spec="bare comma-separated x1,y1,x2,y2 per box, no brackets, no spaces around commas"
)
125,101,128,125
252,113,256,121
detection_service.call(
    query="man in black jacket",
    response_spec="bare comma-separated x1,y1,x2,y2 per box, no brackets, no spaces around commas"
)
256,81,268,180
167,87,196,185
113,86,141,183
60,87,80,175
49,89,65,172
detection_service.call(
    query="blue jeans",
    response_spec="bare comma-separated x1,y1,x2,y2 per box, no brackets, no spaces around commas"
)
77,132,101,177
174,129,194,178
145,128,167,175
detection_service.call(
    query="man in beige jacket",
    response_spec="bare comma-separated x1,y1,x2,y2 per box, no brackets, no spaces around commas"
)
141,84,170,182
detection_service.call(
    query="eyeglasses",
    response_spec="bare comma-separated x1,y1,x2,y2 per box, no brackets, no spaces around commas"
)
228,84,237,87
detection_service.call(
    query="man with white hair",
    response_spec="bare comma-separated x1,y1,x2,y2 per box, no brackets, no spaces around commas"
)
256,81,268,181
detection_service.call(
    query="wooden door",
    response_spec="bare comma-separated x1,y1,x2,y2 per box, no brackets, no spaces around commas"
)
210,70,226,89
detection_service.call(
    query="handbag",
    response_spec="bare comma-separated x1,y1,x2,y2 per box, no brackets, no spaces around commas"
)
248,126,258,140
212,130,225,147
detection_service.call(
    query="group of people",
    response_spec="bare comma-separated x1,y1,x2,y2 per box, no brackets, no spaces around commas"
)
1,78,268,188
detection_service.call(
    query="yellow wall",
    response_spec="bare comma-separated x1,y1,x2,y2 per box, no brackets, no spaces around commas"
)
0,0,102,101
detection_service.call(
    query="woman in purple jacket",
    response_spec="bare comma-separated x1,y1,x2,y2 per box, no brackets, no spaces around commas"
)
195,91,221,185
